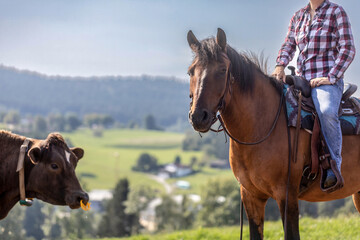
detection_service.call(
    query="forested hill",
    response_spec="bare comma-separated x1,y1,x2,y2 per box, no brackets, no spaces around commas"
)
0,65,190,126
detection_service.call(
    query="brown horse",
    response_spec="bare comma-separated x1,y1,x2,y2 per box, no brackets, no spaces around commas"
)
0,131,88,219
187,28,360,240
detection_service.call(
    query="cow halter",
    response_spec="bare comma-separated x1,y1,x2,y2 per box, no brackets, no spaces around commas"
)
16,138,33,206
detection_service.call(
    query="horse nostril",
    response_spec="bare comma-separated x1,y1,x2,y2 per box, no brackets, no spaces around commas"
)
202,110,209,122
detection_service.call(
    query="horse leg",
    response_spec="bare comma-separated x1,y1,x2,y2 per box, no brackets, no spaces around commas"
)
352,192,360,213
277,193,300,240
241,186,267,240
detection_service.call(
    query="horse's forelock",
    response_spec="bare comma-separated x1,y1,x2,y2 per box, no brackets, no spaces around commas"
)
194,37,222,64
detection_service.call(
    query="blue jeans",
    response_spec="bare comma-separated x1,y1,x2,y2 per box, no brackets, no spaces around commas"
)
311,79,344,173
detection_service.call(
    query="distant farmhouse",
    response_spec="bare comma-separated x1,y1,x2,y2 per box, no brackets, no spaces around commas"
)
159,163,193,178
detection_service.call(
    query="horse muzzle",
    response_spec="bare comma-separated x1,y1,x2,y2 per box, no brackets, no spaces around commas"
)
189,108,214,132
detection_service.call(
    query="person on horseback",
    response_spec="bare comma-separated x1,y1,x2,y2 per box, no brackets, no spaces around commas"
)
272,0,356,190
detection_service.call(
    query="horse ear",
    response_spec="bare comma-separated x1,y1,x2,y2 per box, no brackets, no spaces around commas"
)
216,28,227,51
70,147,84,161
187,30,200,52
28,147,42,165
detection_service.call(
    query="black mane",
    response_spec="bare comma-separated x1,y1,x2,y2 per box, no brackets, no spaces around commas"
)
194,37,283,94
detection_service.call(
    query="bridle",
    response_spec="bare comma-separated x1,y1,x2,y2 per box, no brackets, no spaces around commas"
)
208,57,284,146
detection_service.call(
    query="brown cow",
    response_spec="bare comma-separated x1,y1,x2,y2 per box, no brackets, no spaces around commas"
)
0,130,89,219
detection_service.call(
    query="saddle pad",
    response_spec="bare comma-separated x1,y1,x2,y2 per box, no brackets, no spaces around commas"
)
283,84,360,135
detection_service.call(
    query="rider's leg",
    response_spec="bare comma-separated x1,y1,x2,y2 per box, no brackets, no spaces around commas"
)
311,78,344,188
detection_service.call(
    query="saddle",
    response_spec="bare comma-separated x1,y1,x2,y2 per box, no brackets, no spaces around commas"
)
284,74,359,194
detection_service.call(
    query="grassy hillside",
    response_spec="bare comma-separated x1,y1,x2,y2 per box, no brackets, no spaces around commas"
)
63,128,233,192
93,215,360,240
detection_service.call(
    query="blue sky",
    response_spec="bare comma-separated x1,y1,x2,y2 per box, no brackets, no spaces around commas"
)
0,0,359,82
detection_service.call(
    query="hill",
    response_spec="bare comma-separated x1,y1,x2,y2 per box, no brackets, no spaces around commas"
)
0,65,189,126
62,128,232,192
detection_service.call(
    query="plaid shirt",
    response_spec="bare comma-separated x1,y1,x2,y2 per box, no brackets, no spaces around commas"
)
276,0,356,83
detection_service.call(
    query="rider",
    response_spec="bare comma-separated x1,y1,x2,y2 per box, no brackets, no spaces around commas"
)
272,0,356,190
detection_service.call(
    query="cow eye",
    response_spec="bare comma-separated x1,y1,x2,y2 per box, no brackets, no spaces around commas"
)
51,164,59,170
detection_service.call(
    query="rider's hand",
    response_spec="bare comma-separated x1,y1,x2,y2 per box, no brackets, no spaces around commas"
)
310,77,332,88
272,66,286,83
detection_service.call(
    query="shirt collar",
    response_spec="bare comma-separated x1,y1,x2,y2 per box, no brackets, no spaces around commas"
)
305,0,329,12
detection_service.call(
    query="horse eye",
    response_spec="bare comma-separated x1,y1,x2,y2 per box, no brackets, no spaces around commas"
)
51,164,59,170
188,69,194,76
221,68,227,73
189,93,193,99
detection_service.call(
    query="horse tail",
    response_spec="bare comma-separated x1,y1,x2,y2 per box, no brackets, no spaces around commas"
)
352,192,360,214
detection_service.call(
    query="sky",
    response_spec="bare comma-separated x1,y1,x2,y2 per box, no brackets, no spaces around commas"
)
0,0,359,82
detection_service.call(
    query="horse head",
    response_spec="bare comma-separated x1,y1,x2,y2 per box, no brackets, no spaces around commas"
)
26,132,88,209
187,28,231,132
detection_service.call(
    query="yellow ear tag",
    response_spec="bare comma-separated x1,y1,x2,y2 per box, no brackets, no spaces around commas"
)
80,200,91,211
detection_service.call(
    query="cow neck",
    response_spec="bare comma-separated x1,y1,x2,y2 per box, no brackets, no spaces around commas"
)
16,138,33,207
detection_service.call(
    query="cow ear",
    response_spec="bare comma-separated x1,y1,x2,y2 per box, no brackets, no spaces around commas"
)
71,147,84,161
187,30,200,52
28,147,42,165
216,28,227,51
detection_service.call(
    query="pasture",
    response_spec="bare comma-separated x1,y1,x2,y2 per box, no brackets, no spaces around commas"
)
94,215,360,240
62,128,233,193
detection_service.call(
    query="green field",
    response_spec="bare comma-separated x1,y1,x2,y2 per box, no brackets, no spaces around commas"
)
62,128,233,193
91,215,360,240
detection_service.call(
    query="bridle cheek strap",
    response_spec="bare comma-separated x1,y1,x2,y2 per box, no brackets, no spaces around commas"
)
16,138,33,206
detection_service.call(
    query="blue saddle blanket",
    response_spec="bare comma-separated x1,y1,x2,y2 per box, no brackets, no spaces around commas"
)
283,85,360,135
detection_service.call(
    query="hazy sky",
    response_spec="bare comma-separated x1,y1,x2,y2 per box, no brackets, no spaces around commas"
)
0,0,359,82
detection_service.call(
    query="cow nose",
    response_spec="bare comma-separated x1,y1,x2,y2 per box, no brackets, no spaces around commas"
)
76,192,89,204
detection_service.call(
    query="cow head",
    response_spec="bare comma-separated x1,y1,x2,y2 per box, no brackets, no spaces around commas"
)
26,133,88,209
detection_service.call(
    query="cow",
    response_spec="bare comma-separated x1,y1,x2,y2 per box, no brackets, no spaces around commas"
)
0,130,89,219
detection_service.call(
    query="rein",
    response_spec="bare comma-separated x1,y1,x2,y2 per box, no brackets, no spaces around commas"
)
16,138,33,207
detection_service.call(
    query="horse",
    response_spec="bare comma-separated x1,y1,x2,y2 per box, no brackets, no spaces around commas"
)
0,131,89,219
187,28,360,240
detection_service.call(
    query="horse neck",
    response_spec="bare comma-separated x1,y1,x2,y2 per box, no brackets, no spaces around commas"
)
221,71,281,141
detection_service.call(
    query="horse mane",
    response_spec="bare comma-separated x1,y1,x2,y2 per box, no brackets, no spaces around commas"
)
195,37,283,94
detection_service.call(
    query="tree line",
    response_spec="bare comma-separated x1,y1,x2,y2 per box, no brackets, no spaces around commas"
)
0,110,164,139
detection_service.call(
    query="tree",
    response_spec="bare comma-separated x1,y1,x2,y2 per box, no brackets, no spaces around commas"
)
84,114,115,128
144,114,162,131
174,155,181,165
155,194,196,232
197,178,240,227
101,115,115,128
23,200,45,240
49,217,62,240
65,113,82,132
132,153,158,173
98,178,136,238
61,209,96,239
155,195,181,231
3,110,20,125
0,205,26,240
190,156,198,168
33,115,48,138
48,113,66,131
